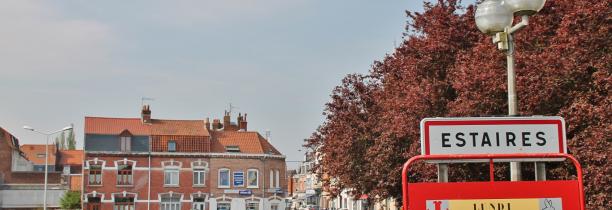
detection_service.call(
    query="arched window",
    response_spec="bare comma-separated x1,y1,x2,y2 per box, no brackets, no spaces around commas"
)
247,169,259,188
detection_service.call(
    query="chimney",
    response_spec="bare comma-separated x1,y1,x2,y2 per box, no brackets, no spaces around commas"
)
141,105,152,124
204,118,211,130
223,111,231,130
239,113,248,131
212,119,222,130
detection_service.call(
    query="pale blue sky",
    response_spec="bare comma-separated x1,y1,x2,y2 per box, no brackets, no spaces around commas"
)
0,0,474,167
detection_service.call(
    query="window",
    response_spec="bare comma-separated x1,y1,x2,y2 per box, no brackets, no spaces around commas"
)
117,164,133,185
269,170,274,188
160,194,181,210
164,168,179,186
246,202,259,210
193,197,206,210
36,153,45,158
86,197,101,210
193,169,206,186
168,141,176,152
218,168,230,188
89,165,102,185
271,204,279,210
247,169,258,188
225,145,240,153
217,203,231,210
275,170,280,188
120,137,131,152
114,196,134,210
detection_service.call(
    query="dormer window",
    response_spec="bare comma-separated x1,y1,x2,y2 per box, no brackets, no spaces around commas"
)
168,141,176,152
120,137,131,152
225,145,240,153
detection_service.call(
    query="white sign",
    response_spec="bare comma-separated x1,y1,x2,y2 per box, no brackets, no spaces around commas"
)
420,117,566,158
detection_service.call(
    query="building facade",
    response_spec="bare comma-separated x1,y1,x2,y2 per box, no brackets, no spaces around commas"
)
83,106,287,210
0,127,70,209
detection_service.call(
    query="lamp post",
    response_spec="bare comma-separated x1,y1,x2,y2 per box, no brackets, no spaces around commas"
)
23,125,73,210
475,0,547,181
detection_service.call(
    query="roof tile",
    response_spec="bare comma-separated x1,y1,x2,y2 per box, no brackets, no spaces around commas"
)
20,144,56,165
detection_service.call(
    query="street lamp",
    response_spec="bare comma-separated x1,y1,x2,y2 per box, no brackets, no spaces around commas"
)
475,0,547,181
23,125,73,210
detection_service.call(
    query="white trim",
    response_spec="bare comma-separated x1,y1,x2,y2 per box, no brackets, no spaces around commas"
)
83,191,105,203
247,169,259,189
275,169,280,188
218,168,231,188
190,159,209,170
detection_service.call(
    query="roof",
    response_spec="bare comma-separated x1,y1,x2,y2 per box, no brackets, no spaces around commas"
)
85,117,209,136
151,119,209,136
20,144,56,165
211,131,281,155
85,117,150,135
59,150,83,165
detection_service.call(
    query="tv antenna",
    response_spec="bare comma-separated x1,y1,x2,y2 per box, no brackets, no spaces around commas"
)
227,103,239,115
141,97,155,106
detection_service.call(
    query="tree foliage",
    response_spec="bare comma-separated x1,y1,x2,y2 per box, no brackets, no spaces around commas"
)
60,191,81,209
308,0,610,208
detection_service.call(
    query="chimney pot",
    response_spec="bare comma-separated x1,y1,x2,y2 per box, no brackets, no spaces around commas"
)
141,105,152,124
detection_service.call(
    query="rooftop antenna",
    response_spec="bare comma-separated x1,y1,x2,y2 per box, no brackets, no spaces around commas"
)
265,129,271,141
227,103,239,115
141,97,155,106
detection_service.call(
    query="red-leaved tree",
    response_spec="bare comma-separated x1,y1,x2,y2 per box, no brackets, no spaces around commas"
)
307,0,610,208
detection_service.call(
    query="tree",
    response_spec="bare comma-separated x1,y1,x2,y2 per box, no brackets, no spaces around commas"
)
66,125,76,150
59,131,66,150
310,0,610,208
60,191,81,209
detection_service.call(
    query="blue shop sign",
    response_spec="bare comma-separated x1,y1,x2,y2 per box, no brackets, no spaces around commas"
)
233,171,244,186
239,190,252,195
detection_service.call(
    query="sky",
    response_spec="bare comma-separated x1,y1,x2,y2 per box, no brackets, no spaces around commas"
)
0,0,475,169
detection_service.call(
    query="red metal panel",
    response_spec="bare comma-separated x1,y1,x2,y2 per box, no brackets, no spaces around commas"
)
408,181,581,209
401,153,585,210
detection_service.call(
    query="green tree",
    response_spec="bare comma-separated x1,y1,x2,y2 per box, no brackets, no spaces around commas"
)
66,125,76,150
59,131,66,150
60,191,81,209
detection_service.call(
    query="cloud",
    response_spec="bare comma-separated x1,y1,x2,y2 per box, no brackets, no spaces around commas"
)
0,0,114,79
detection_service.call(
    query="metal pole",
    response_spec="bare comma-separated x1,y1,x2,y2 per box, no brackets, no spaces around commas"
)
506,33,522,181
44,134,49,210
437,164,448,183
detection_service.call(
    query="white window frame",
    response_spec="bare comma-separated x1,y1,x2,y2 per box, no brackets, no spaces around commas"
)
164,167,180,186
218,168,231,188
160,194,181,210
275,170,280,188
269,170,274,188
217,202,231,210
168,140,176,152
88,164,103,186
247,169,259,188
193,168,206,186
120,136,131,152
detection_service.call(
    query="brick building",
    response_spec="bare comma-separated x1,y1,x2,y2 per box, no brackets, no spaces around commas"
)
83,106,287,210
0,127,66,209
20,144,58,172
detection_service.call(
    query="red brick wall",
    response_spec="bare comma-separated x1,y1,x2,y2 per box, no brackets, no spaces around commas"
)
84,154,212,210
209,157,287,198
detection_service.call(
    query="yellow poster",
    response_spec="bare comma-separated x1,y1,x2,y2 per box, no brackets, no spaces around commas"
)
426,198,562,210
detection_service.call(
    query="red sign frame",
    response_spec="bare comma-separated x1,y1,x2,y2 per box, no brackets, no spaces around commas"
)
401,153,585,210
